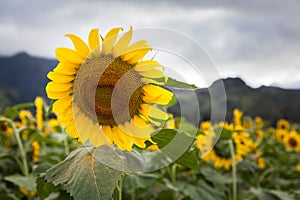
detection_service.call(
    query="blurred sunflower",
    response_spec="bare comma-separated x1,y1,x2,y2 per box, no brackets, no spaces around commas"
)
277,119,290,131
284,130,300,152
196,128,253,170
0,121,13,135
34,97,44,130
46,27,173,151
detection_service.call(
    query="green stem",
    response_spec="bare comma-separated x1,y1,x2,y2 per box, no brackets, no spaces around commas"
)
7,119,29,176
229,139,237,200
63,137,70,155
114,174,125,200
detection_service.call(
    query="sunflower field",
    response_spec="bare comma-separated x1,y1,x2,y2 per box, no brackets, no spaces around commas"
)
1,27,300,200
0,98,300,200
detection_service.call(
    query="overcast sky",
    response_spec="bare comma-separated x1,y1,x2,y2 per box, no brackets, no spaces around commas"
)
1,0,299,88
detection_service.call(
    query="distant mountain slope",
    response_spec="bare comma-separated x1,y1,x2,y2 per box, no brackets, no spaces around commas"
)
0,52,57,111
167,78,300,125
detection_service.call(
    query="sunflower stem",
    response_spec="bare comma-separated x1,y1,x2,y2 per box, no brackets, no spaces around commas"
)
63,136,70,156
114,174,125,200
229,139,237,200
7,119,29,176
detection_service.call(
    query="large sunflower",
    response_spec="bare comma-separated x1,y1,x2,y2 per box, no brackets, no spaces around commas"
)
284,130,300,152
46,27,173,151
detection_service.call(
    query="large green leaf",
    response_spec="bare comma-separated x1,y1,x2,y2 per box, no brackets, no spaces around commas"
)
4,174,36,191
151,129,197,169
36,175,73,200
45,146,123,200
176,180,225,200
250,188,296,200
201,167,233,184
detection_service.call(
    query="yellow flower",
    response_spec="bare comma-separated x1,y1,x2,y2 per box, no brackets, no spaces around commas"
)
296,163,300,172
233,108,243,128
254,116,264,129
34,96,44,130
277,119,290,131
275,129,288,142
19,110,33,127
46,27,173,151
200,121,211,133
256,157,266,169
32,141,40,162
0,121,13,135
284,130,300,152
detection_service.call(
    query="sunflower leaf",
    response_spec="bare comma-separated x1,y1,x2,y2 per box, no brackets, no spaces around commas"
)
44,146,123,200
165,77,197,89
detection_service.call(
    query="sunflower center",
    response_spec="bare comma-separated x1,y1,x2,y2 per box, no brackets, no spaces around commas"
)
74,54,144,126
288,138,297,147
0,123,7,132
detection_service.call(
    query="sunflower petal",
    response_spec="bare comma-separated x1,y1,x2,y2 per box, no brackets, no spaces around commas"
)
46,88,72,99
127,49,151,64
88,28,100,52
138,69,166,79
113,26,133,57
53,95,72,113
141,104,169,120
140,78,165,85
102,27,123,55
65,34,90,58
56,48,83,64
53,63,78,75
134,60,164,72
46,82,72,92
47,71,75,83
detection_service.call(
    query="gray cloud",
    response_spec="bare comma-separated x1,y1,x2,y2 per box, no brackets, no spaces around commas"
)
0,0,299,88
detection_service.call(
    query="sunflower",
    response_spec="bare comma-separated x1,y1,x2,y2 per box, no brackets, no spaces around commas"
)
284,130,300,152
277,119,290,131
46,27,173,151
0,121,13,136
34,97,44,130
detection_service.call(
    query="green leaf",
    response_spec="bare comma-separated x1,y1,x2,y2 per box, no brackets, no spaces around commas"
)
4,107,19,119
12,102,35,110
4,174,36,191
45,146,123,200
201,167,233,184
176,148,199,170
123,174,159,191
176,180,225,200
36,175,60,200
250,188,279,200
165,77,197,89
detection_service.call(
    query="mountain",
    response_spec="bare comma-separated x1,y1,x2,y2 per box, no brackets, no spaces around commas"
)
167,78,300,125
0,52,57,111
0,52,299,125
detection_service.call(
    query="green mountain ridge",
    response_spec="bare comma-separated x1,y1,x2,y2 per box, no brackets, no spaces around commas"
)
167,78,300,125
0,52,299,125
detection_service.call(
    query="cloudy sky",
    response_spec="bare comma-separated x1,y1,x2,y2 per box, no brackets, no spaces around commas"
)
1,0,299,88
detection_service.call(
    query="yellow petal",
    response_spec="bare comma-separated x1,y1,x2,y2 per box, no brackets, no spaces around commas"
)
112,26,133,57
121,40,151,61
134,60,164,72
53,63,78,75
89,126,111,147
143,96,172,105
116,127,132,151
65,34,90,58
131,136,147,148
65,121,79,138
141,104,169,120
53,95,72,113
140,78,165,85
88,28,100,52
56,48,83,64
127,49,151,64
138,69,165,79
143,85,173,98
46,81,72,92
47,71,75,83
102,27,123,55
46,88,72,99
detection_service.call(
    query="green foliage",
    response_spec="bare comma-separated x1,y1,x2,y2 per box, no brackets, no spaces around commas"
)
45,146,123,200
